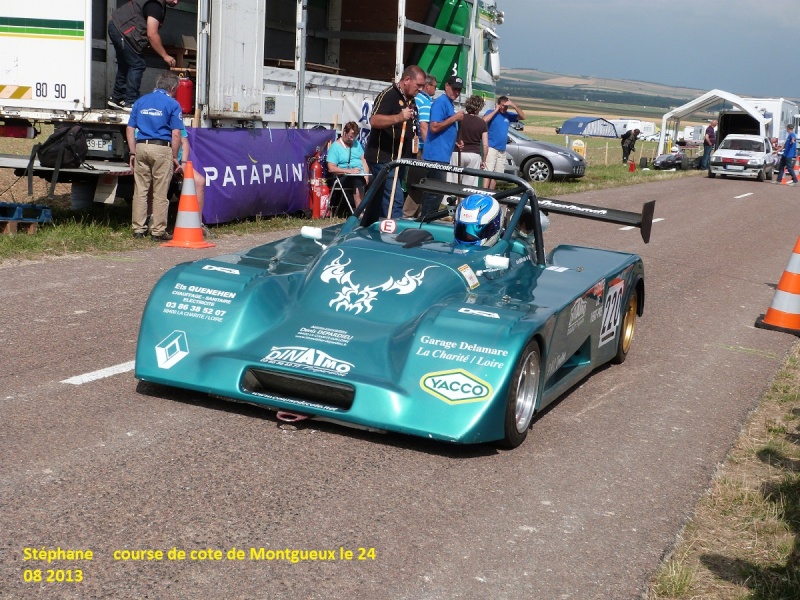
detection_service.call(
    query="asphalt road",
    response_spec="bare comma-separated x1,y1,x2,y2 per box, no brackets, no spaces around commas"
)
2,175,799,599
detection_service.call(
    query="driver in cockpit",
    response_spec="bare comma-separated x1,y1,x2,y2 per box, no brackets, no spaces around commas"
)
452,194,503,248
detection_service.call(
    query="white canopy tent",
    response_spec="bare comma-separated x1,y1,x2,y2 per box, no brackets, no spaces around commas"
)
657,89,770,155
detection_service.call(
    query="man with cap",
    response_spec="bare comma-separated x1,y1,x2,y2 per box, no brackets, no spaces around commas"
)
483,95,525,189
420,75,466,217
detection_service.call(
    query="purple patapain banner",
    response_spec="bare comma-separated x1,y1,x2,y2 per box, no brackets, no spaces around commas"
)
186,128,335,224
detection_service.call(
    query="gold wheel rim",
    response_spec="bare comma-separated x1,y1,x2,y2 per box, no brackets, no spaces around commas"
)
620,293,637,355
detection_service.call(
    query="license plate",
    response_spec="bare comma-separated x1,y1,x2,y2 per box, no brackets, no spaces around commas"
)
87,138,112,153
727,165,744,171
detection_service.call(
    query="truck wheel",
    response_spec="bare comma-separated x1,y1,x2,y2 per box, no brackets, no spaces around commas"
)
70,180,97,211
757,168,765,182
499,340,541,449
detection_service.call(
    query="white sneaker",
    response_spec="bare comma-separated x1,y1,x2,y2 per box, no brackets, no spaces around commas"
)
789,182,796,187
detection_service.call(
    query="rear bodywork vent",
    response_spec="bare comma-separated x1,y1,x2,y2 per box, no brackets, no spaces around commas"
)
241,368,355,410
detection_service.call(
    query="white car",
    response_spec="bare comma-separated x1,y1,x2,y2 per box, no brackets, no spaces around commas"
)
708,134,775,181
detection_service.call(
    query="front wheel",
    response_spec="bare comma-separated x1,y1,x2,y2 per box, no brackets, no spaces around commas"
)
499,341,541,449
612,287,638,364
522,157,552,182
757,168,765,182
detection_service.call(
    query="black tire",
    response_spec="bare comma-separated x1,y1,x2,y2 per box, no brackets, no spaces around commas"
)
766,166,774,181
757,168,765,182
499,340,541,449
612,287,638,364
522,156,552,183
707,170,716,178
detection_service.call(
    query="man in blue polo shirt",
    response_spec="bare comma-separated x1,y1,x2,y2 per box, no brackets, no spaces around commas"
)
776,123,799,186
126,71,183,240
483,95,525,189
421,75,465,217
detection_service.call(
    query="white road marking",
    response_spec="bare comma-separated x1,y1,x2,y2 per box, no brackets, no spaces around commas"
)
61,360,136,385
620,218,664,232
734,193,753,199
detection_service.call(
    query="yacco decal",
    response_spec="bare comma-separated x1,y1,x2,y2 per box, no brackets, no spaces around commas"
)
320,249,436,314
261,346,354,377
599,278,625,347
420,369,493,404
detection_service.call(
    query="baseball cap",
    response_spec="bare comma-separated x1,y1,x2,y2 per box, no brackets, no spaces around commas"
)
447,75,464,89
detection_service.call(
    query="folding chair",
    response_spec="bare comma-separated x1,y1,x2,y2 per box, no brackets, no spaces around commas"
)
327,174,357,217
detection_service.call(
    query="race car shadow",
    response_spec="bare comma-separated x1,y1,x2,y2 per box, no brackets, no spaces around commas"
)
135,380,500,458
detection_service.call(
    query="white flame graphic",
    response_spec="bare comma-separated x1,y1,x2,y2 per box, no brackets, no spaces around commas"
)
320,250,435,313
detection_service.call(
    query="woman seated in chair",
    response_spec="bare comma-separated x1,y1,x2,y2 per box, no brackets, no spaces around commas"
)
327,121,370,207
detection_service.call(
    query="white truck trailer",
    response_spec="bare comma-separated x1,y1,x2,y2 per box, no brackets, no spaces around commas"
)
0,0,505,220
717,98,798,145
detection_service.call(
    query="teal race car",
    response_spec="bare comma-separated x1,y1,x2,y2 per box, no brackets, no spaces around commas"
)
135,160,654,448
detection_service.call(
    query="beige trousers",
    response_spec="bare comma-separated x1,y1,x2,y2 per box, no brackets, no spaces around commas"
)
132,144,172,235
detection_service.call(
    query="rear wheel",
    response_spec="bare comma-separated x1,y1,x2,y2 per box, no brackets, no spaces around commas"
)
612,287,638,364
499,341,541,449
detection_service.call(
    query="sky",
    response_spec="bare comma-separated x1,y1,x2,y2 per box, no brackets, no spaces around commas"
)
497,0,796,99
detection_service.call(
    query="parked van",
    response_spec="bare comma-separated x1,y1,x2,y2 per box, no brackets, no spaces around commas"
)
610,119,656,137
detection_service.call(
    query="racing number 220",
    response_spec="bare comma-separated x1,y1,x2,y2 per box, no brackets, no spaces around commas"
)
35,83,67,99
599,279,624,347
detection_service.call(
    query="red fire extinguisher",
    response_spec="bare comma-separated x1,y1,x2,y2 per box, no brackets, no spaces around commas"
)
308,150,329,218
176,74,194,114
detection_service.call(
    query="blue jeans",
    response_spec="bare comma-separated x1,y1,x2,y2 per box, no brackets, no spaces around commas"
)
701,144,713,170
777,155,798,183
108,21,146,105
368,162,406,219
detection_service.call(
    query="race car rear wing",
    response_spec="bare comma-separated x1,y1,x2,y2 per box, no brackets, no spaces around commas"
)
409,175,656,244
537,198,656,244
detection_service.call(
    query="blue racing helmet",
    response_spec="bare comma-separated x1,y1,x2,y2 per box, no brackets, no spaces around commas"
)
454,194,502,247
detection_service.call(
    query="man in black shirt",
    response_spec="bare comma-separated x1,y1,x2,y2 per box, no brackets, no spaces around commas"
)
365,65,425,219
108,0,179,111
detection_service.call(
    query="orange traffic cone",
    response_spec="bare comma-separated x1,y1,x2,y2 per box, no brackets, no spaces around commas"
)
755,236,800,335
161,161,215,249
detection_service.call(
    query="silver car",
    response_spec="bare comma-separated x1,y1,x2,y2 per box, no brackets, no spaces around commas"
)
504,130,587,182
